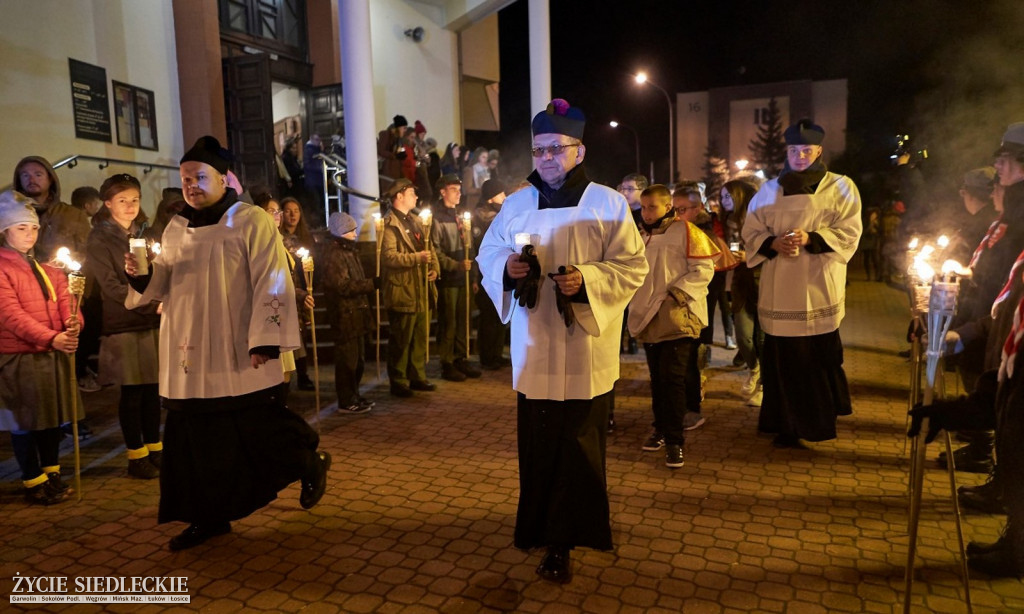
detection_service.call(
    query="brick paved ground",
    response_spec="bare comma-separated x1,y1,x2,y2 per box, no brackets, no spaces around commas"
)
3,277,1024,613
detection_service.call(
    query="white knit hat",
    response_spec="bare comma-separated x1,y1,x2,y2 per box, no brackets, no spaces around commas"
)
0,190,39,234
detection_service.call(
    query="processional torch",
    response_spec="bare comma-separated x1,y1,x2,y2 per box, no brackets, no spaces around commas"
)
903,251,973,614
56,247,84,501
373,213,385,380
419,208,433,363
461,212,472,361
296,248,321,433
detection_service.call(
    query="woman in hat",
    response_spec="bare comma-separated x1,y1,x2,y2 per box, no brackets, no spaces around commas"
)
86,174,162,479
0,190,82,504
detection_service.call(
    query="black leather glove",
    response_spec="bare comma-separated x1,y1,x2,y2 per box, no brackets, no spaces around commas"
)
549,266,575,328
907,372,998,442
513,245,541,309
907,318,925,343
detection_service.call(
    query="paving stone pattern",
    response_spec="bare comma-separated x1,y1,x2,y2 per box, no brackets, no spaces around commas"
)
2,279,1023,613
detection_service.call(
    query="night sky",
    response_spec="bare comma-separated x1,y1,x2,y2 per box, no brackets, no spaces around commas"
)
489,0,1024,205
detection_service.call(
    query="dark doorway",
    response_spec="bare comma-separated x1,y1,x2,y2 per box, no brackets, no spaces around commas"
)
223,54,276,190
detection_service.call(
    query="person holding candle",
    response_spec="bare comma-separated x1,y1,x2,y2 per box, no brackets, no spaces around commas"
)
743,119,863,449
477,99,647,583
0,190,82,504
86,173,163,479
322,211,376,413
431,173,481,382
124,136,330,551
381,178,440,397
279,196,316,391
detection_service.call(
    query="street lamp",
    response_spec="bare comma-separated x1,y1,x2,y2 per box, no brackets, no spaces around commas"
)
635,71,674,184
609,120,640,173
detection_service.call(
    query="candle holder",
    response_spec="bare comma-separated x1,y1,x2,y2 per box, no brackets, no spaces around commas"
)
296,248,321,432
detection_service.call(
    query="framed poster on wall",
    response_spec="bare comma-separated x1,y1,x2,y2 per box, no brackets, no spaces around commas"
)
68,59,112,142
113,80,158,150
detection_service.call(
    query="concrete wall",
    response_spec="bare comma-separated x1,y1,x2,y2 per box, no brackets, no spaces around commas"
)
369,0,460,145
0,0,183,213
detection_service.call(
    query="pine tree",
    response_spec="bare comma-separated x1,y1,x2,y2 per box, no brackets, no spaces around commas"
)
702,143,729,209
748,97,786,177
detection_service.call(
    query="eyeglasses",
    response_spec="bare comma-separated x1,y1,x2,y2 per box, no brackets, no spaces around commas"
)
531,143,580,158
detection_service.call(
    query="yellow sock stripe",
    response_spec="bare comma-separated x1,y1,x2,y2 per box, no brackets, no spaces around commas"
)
23,473,49,488
145,441,163,452
42,465,60,474
126,447,149,460
32,259,57,302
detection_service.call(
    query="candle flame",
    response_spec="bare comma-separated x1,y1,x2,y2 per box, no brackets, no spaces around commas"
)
462,212,471,221
296,247,310,259
419,208,432,223
151,242,161,255
941,259,970,276
919,244,935,258
372,212,381,221
937,235,950,248
908,237,919,250
55,246,72,266
69,260,82,272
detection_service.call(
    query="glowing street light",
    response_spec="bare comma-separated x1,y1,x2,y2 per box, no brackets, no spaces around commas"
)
634,71,674,185
609,120,640,173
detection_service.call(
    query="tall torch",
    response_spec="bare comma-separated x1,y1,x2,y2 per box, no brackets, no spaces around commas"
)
56,247,84,501
373,213,384,380
904,257,973,614
461,212,472,361
296,248,320,433
419,208,433,363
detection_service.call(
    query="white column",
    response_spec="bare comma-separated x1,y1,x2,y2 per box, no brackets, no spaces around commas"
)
528,0,551,117
338,0,380,240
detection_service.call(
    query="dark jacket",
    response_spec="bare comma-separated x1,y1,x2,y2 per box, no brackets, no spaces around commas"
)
322,237,374,342
86,219,160,335
13,156,90,263
431,205,474,288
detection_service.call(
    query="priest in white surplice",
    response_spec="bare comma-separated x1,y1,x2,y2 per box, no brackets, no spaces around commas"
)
125,136,331,551
477,99,647,584
742,120,862,448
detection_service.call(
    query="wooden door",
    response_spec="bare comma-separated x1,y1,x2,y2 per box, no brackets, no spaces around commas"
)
305,83,344,141
222,54,275,191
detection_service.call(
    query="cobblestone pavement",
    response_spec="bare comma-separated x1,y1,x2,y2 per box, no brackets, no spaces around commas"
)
3,278,1024,613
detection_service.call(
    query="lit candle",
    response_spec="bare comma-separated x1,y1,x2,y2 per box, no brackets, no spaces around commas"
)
908,237,919,250
55,246,72,268
419,208,432,226
937,235,950,249
151,242,161,255
514,233,531,251
296,247,313,273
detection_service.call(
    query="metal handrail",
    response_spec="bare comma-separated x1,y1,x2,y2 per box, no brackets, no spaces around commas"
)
51,154,179,174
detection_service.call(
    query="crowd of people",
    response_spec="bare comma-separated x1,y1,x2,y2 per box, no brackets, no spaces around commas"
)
2,106,1023,584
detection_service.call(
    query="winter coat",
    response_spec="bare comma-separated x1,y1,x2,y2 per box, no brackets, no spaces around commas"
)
0,247,79,353
85,219,160,336
431,206,474,288
381,210,439,313
321,237,375,342
12,156,90,263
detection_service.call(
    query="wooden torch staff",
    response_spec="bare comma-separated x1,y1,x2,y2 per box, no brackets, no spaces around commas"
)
373,213,384,381
296,248,321,433
461,212,472,360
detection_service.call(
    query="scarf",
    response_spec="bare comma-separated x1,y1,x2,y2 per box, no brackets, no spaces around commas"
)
26,253,56,302
777,159,827,196
640,210,676,237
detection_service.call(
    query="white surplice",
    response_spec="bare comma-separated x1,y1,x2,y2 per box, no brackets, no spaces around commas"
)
476,183,647,401
742,172,862,337
126,202,300,399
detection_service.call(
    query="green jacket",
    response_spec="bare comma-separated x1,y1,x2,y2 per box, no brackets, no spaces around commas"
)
381,210,439,313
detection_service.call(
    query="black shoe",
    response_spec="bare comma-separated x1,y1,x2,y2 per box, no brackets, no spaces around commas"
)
300,451,331,509
968,545,1024,578
410,380,436,392
665,444,684,468
168,521,231,552
772,434,808,449
731,351,745,367
454,360,481,378
642,431,665,451
441,363,467,382
128,457,160,480
536,546,572,584
47,472,71,496
958,479,1005,514
390,382,414,397
297,376,316,391
938,444,994,474
25,480,68,505
148,450,163,469
967,535,1008,557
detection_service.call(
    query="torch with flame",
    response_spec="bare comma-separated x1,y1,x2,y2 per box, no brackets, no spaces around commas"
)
55,247,84,501
461,212,472,360
419,209,433,362
295,248,321,431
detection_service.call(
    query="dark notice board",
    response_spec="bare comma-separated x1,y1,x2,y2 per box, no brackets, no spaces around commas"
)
68,58,112,142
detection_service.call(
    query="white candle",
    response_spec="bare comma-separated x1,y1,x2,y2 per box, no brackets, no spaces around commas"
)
129,238,149,275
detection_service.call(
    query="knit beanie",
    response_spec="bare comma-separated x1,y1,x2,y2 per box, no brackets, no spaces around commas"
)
0,190,40,233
